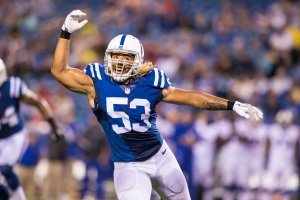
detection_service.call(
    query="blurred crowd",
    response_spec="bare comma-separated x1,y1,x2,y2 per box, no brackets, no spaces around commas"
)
1,0,300,199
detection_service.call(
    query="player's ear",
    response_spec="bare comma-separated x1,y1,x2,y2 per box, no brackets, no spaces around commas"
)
137,61,155,77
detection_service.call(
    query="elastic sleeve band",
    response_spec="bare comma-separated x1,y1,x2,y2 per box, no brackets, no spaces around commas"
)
47,118,57,129
227,101,235,110
60,30,71,40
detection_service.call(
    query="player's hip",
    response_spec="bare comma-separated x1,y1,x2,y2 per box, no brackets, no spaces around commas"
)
114,140,179,176
110,132,163,162
0,128,28,165
0,124,25,140
114,140,190,200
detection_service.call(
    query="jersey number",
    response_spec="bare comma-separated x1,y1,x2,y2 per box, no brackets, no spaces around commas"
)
106,97,151,134
0,106,19,130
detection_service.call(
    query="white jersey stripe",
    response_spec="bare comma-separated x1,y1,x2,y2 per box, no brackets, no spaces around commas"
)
10,77,15,98
153,68,159,87
15,78,21,97
160,70,165,88
94,63,102,80
90,64,95,78
21,82,29,96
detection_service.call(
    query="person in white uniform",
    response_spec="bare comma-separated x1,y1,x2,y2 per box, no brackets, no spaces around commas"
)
0,59,61,200
264,110,299,200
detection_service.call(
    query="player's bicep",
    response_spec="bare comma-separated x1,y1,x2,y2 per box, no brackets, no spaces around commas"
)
53,66,94,94
162,86,192,105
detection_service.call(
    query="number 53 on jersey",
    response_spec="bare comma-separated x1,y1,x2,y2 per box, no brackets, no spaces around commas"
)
106,97,151,134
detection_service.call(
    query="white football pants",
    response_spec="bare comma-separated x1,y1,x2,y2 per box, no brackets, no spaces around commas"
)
0,129,28,165
114,140,191,200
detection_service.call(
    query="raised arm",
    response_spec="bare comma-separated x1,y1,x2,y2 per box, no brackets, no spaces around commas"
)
162,86,263,121
51,10,95,102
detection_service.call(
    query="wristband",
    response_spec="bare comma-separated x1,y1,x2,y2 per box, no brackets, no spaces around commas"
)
47,118,57,129
227,101,235,110
60,30,71,40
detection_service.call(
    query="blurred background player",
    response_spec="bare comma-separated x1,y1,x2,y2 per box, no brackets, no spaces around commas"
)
263,109,299,200
193,112,220,200
217,115,268,200
242,118,268,200
51,10,262,200
0,58,61,200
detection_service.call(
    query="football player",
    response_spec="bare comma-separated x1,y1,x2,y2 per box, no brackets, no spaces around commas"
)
51,10,263,200
264,110,299,200
0,59,61,200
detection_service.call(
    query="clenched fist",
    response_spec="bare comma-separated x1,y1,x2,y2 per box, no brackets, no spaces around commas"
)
62,10,88,33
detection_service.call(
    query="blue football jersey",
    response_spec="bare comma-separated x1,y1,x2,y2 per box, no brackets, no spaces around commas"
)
84,63,171,162
0,77,28,139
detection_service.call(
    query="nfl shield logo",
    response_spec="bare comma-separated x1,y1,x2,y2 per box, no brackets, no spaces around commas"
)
125,88,130,94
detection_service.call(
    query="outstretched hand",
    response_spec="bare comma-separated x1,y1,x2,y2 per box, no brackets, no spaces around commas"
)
233,101,263,121
62,10,88,33
47,118,64,142
51,127,64,142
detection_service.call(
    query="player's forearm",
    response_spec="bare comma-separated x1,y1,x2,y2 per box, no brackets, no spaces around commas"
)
188,91,231,110
21,92,54,119
163,87,233,110
29,93,53,119
51,38,70,78
36,98,62,141
36,98,54,119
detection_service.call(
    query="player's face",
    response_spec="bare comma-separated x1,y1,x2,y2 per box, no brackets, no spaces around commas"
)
111,53,135,75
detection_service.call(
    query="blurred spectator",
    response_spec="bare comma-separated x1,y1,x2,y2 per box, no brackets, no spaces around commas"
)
42,134,67,199
16,133,40,200
171,109,198,198
79,117,114,200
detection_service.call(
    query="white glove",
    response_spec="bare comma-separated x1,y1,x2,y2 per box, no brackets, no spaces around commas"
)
62,10,88,33
233,101,263,121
